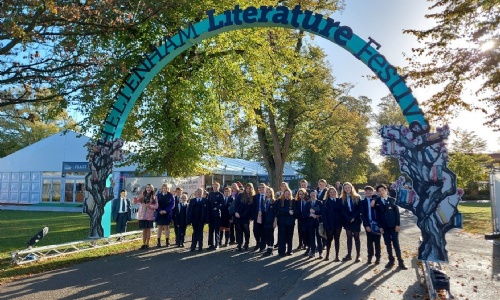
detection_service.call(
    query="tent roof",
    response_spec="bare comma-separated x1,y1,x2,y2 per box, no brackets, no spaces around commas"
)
0,131,300,177
209,156,298,177
0,131,90,172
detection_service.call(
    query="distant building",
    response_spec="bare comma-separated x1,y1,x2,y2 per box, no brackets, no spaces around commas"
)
0,131,299,206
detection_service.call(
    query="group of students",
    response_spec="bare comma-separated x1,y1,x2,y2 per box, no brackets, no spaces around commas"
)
129,179,408,270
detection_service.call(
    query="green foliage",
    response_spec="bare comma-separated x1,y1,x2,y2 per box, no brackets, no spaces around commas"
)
448,128,493,188
405,1,500,128
371,94,408,182
0,92,77,158
297,94,373,185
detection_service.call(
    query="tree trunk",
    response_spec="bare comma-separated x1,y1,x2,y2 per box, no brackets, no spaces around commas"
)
417,212,448,262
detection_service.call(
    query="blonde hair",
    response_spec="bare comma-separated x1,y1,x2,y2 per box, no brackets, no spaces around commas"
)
280,188,294,207
266,187,276,203
241,183,255,204
340,182,360,204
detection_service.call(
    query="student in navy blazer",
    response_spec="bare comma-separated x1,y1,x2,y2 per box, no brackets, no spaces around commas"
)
173,193,188,247
233,183,254,251
111,189,132,234
340,182,362,262
207,181,224,250
316,179,328,201
261,187,278,256
361,186,381,264
187,188,209,251
277,188,296,257
156,184,175,247
220,186,234,247
302,189,323,259
374,184,407,270
321,187,343,261
295,187,309,252
252,183,267,252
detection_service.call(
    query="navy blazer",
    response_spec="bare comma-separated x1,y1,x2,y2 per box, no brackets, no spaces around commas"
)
374,196,400,229
341,196,362,229
208,191,224,220
302,200,322,229
252,193,266,220
360,196,378,228
233,193,252,224
317,188,328,201
261,199,278,229
220,195,234,222
173,202,188,227
277,199,296,226
111,197,132,222
321,197,342,230
156,192,175,221
187,198,209,226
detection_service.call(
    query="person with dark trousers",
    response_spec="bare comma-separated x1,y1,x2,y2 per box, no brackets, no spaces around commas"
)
233,183,254,251
303,188,323,259
295,188,309,252
261,187,278,256
321,187,343,261
187,188,209,251
229,183,241,244
277,188,296,257
361,186,381,264
220,186,234,247
340,182,362,262
173,193,189,247
111,189,132,235
374,184,408,270
252,183,267,252
208,181,224,250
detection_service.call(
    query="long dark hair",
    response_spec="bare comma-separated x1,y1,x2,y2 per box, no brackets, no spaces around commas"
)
143,184,156,204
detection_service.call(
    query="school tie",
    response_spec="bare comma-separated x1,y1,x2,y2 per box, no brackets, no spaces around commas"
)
197,198,201,203
383,198,387,205
121,198,125,213
348,197,353,211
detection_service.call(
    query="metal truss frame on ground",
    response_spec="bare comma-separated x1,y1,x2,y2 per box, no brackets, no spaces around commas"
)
10,229,155,265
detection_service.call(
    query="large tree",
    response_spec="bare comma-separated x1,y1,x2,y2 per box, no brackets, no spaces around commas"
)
0,0,184,112
297,94,373,185
374,94,409,182
405,1,500,128
0,89,77,157
448,128,493,189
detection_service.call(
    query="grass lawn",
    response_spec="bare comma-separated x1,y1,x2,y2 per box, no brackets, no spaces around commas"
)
0,211,158,284
458,201,493,235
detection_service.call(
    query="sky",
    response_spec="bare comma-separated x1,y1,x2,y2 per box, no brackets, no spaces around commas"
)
313,0,500,158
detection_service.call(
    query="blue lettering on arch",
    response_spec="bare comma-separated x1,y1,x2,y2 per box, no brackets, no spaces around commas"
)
101,4,428,142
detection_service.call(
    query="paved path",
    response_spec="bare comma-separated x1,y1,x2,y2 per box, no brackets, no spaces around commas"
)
1,212,499,299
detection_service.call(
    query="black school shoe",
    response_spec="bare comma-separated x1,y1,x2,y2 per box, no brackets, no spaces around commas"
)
385,260,395,268
342,255,352,262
